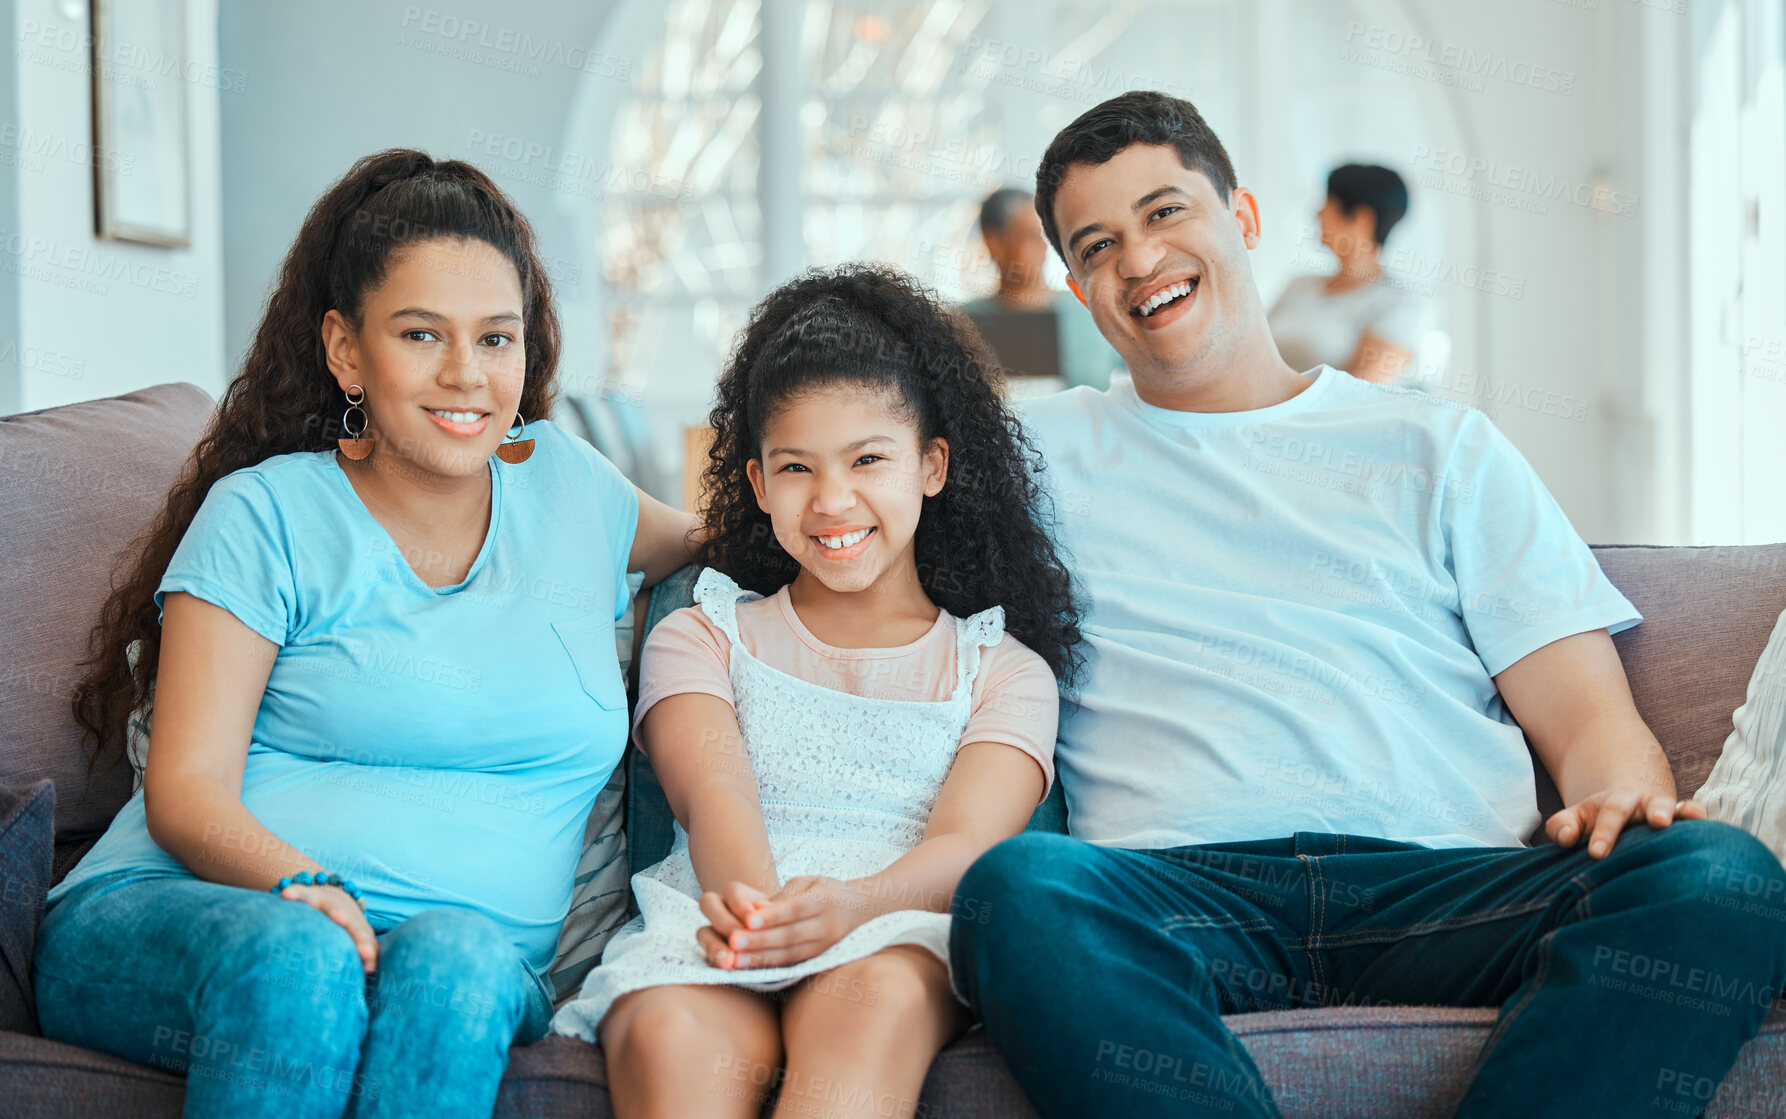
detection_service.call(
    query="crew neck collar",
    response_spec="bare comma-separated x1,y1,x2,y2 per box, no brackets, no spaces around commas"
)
1123,365,1336,429
773,585,951,659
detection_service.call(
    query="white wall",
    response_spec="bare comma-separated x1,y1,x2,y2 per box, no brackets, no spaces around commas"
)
1241,0,1663,544
1685,0,1786,545
219,1,623,399
3,0,226,412
1240,0,1783,545
0,0,20,416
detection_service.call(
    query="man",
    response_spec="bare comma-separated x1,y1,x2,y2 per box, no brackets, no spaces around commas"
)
962,187,1125,393
948,90,1785,1118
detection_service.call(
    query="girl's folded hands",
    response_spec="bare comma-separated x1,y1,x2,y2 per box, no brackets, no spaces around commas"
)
697,875,875,970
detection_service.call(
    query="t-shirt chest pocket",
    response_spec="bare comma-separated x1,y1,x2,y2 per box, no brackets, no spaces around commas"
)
551,614,628,711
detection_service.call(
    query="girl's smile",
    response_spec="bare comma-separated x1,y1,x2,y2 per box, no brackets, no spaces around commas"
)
746,385,948,636
810,525,877,560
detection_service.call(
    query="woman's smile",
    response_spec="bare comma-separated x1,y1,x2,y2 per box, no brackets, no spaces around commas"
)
423,406,491,437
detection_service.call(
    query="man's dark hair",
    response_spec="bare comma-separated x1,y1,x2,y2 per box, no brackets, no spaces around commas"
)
978,187,1033,235
1034,90,1238,261
1326,164,1409,245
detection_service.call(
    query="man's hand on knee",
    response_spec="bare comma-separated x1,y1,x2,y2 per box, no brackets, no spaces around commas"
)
1546,790,1707,859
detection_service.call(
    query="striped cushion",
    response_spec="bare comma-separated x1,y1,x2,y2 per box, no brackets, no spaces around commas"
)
544,572,647,1005
1698,607,1786,860
544,763,631,1006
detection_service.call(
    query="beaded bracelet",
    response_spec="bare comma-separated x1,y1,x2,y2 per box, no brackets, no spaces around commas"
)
271,871,366,911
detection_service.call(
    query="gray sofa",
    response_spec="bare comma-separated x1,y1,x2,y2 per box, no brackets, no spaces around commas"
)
3,382,1783,1117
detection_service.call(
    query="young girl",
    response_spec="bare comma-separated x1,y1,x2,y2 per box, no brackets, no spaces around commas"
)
39,150,697,1119
553,265,1081,1118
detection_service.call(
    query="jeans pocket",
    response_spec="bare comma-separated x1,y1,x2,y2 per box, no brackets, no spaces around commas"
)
552,615,627,710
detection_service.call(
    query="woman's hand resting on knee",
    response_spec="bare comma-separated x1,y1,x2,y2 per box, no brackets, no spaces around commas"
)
276,881,381,974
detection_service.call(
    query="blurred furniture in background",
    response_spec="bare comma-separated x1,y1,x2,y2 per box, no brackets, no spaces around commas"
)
966,304,1067,399
681,424,715,515
555,389,667,500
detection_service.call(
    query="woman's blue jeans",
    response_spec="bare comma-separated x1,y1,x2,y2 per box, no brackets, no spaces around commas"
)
951,820,1786,1118
34,873,553,1119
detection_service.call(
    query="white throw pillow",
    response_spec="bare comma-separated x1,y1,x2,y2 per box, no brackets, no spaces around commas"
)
1697,606,1786,861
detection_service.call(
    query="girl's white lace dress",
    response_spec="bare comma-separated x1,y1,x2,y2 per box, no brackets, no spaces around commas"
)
553,569,1006,1038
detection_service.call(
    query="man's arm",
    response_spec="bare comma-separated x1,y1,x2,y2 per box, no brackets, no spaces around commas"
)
1494,629,1704,859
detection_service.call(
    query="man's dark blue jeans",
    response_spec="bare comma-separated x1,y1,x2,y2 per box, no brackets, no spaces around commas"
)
950,820,1786,1117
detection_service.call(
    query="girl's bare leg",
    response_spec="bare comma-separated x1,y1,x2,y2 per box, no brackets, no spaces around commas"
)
600,984,783,1119
773,945,971,1119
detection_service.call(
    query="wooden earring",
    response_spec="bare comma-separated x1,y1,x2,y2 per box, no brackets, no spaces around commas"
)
496,412,534,464
337,385,373,461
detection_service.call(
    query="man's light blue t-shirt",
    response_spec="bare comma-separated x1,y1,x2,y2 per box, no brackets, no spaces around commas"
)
48,420,639,969
1019,368,1639,850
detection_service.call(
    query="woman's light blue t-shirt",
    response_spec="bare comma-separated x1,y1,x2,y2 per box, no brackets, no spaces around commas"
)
48,419,639,969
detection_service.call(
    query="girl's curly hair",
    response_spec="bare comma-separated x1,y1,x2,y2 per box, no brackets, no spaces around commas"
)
697,264,1082,687
71,149,561,772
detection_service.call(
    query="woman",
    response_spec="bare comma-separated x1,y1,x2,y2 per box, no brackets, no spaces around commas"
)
38,150,697,1119
1268,163,1428,384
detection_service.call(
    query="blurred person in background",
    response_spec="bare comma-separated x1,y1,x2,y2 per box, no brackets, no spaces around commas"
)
962,187,1124,395
1268,163,1427,384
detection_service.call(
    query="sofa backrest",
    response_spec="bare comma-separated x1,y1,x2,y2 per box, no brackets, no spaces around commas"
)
0,384,216,869
1545,544,1786,814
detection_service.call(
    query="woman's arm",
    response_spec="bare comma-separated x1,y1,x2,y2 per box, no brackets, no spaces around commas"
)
143,593,311,884
1343,329,1414,384
707,742,1045,969
628,486,705,587
143,592,380,971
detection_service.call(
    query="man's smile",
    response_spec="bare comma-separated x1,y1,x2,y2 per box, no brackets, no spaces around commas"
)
1128,274,1201,331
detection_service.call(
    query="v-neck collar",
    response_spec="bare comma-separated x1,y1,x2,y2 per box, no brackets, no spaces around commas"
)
327,451,502,595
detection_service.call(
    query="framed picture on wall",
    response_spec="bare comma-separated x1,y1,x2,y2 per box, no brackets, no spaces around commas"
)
91,0,190,247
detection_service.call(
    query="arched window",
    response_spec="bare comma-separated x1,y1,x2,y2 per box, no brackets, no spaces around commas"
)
584,0,1460,501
